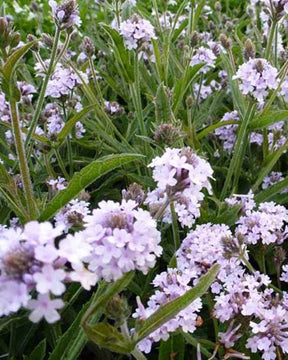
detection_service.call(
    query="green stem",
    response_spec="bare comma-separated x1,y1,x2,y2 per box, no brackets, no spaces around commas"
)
25,27,61,152
131,348,147,360
133,52,146,135
88,57,104,105
54,148,70,180
9,100,38,219
206,292,218,341
265,20,277,60
221,101,256,199
55,31,71,65
170,202,180,251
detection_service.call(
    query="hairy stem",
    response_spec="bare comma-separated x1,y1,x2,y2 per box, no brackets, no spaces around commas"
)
25,27,61,152
9,100,38,219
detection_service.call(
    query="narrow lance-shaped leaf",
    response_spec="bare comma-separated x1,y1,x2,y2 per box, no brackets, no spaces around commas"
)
83,323,134,354
2,41,36,80
48,272,134,360
56,104,96,144
82,271,135,326
249,110,288,130
255,178,288,203
28,339,46,360
155,83,172,123
39,154,144,221
252,141,288,192
133,264,220,343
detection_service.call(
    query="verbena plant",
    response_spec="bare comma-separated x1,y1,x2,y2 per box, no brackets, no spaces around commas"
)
0,0,288,359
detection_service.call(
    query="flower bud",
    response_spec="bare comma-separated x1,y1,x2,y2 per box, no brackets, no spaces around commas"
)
104,294,130,325
80,36,95,57
190,31,199,47
8,31,21,48
219,33,231,50
215,1,222,11
243,39,255,60
153,123,182,146
27,34,40,51
122,183,145,205
41,33,54,48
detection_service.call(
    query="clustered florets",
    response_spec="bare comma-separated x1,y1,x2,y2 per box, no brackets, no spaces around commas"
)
49,0,81,29
133,269,202,353
145,147,213,227
119,15,156,50
233,58,279,104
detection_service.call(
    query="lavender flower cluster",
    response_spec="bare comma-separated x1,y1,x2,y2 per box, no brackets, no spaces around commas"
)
135,200,288,359
0,199,162,322
145,147,214,227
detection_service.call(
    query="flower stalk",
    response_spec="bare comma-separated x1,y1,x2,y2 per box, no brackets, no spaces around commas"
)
9,99,38,219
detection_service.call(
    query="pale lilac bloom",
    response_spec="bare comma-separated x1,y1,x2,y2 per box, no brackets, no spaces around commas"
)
82,200,162,282
281,265,288,282
35,61,88,99
262,171,288,193
225,191,256,215
0,93,10,123
55,199,91,232
133,269,202,353
146,147,213,227
33,265,66,296
0,222,65,319
190,46,216,73
120,15,156,50
49,0,81,29
47,176,67,192
233,58,278,104
27,293,64,323
236,202,288,245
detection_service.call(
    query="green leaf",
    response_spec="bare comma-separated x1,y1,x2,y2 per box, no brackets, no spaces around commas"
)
252,141,288,192
48,294,99,360
159,334,185,360
182,333,212,358
82,272,135,326
211,205,242,227
249,110,288,130
56,104,96,144
2,41,36,80
39,154,144,221
133,264,220,343
173,63,204,113
197,120,240,140
255,178,288,203
84,323,134,354
28,339,46,360
155,83,172,123
101,24,134,83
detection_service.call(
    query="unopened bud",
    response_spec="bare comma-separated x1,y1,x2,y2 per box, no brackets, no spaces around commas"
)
9,31,21,48
104,295,130,325
244,39,256,60
27,34,39,51
255,59,264,73
80,36,95,57
154,123,182,146
208,21,215,30
225,21,233,32
41,33,54,48
274,247,286,267
219,33,231,50
190,31,199,47
215,1,222,11
122,183,145,205
78,190,91,202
